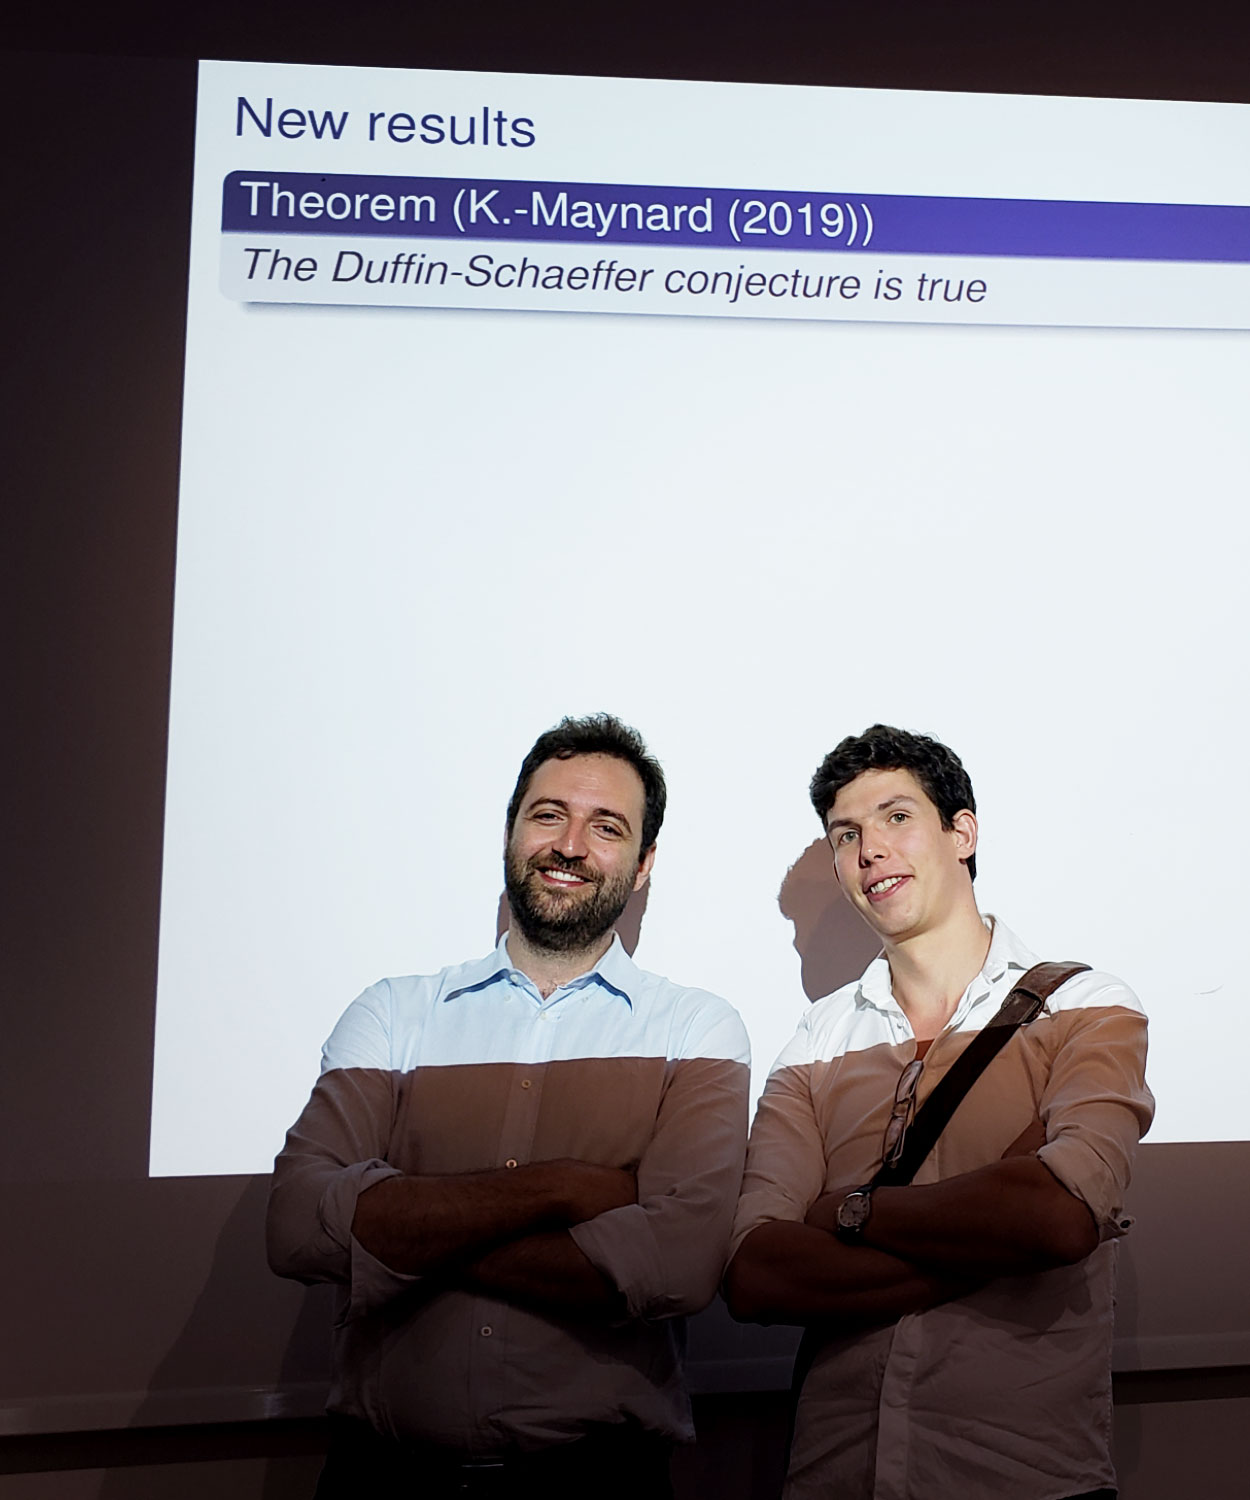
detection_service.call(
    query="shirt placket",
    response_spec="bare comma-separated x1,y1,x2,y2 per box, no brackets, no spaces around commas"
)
879,963,1017,1495
466,985,564,1449
873,1315,923,1500
869,970,1000,1495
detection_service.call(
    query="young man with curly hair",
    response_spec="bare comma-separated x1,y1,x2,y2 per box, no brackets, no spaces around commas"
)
727,725,1153,1500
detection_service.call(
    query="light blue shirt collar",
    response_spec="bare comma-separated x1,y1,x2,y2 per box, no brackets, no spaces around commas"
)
443,931,638,1007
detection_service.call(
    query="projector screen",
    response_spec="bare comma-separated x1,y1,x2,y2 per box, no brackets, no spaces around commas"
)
150,57,1250,1177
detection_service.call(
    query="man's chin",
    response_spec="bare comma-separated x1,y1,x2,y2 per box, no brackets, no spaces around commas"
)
512,912,619,954
504,861,635,956
508,889,629,954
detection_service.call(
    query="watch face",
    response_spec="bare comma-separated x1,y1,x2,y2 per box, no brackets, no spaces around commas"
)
838,1191,871,1231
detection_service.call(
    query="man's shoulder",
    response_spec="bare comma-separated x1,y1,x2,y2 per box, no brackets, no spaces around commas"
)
983,920,1148,1019
363,946,511,1004
765,975,877,1072
1036,965,1147,1018
320,949,507,1061
802,980,865,1035
621,956,736,1012
610,951,751,1063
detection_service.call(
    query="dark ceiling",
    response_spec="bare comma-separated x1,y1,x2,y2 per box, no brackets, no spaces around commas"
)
8,0,1250,103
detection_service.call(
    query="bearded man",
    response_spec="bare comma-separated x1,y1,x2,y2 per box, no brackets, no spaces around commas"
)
267,714,750,1500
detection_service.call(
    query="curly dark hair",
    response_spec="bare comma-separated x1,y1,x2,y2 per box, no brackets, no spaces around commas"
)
506,714,667,853
809,724,978,881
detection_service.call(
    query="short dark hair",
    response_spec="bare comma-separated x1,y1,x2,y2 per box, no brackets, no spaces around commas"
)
506,714,667,855
809,725,978,881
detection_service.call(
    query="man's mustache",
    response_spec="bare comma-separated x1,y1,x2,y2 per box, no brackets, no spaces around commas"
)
529,851,601,884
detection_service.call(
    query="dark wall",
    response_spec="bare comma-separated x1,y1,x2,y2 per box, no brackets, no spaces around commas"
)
10,1,1250,99
4,1,1250,1444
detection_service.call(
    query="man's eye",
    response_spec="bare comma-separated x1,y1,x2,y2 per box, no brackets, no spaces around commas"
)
595,824,624,839
836,829,857,845
889,812,908,824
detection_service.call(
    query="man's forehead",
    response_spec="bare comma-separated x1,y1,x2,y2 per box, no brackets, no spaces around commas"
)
826,767,932,824
524,753,645,813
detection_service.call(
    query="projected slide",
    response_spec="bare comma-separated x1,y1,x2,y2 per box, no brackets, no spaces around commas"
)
151,59,1250,1174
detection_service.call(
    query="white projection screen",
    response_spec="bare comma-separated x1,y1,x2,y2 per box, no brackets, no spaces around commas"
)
149,57,1250,1179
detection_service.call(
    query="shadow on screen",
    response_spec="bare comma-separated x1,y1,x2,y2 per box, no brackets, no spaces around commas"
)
778,838,882,1002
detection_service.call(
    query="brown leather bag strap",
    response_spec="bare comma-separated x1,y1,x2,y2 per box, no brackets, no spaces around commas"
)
870,960,1090,1189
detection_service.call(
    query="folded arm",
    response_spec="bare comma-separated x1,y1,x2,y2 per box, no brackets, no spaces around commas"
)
727,1139,1086,1325
351,1159,637,1276
724,1219,971,1327
268,990,750,1325
460,1230,624,1313
853,1154,1098,1275
265,1048,633,1295
797,1116,1096,1278
851,993,1154,1278
728,986,1152,1329
567,1044,751,1320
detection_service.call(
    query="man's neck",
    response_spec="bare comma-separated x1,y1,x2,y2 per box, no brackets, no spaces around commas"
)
882,902,992,1041
505,927,616,999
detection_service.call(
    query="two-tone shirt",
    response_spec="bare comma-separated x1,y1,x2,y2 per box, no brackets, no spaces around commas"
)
732,918,1154,1500
268,934,751,1455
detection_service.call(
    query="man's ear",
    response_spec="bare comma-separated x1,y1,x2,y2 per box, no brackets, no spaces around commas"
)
951,809,978,866
633,844,657,892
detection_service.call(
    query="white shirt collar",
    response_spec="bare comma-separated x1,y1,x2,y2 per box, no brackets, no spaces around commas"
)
857,915,1040,1019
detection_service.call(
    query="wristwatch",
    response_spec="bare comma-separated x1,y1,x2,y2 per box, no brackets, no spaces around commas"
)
835,1187,874,1245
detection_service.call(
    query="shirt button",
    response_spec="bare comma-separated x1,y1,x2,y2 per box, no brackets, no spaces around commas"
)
521,1079,532,1089
505,1158,518,1169
480,1326,493,1337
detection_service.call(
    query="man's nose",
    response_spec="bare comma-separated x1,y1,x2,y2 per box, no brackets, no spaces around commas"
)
554,818,590,858
859,833,887,866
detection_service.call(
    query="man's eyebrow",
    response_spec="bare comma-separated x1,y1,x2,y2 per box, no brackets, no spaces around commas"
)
527,796,570,813
826,795,919,830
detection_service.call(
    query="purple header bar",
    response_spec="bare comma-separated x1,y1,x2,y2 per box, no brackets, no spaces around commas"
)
222,171,1250,263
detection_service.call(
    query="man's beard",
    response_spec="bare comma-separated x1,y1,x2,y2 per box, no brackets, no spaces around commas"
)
504,848,637,954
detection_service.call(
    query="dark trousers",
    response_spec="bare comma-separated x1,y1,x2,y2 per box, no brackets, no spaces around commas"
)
314,1416,675,1500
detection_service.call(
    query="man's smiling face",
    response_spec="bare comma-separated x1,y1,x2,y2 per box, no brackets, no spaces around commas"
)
505,753,654,953
825,767,976,944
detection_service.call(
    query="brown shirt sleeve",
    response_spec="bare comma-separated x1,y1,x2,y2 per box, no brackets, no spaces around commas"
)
1034,977,1154,1233
572,1035,750,1318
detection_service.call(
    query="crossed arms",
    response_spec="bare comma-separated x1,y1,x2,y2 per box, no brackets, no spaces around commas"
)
724,1125,1098,1327
349,1158,638,1312
267,1039,750,1324
725,997,1153,1330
